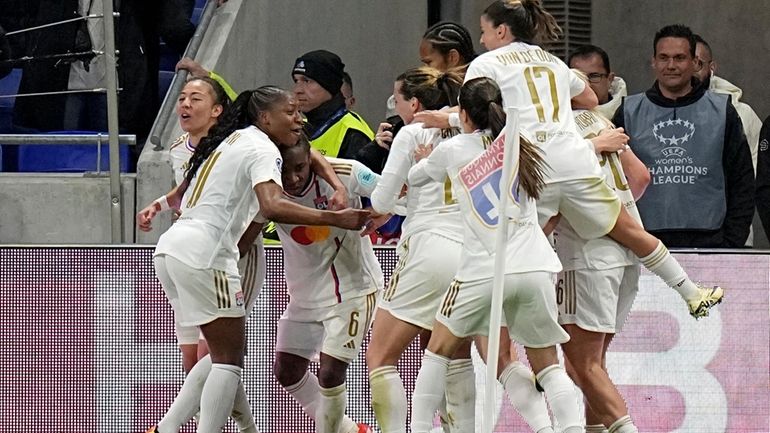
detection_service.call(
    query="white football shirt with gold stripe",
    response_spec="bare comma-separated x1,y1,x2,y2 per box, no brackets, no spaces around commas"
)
155,125,282,275
465,41,603,183
277,157,383,308
370,122,463,243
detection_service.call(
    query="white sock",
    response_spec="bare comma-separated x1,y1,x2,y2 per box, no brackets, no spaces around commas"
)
608,415,638,433
445,358,476,432
157,354,213,432
639,241,699,300
318,384,347,433
536,365,582,433
231,383,258,433
411,350,450,433
284,371,321,419
586,424,608,433
500,362,553,433
369,366,407,433
197,363,242,433
284,371,357,432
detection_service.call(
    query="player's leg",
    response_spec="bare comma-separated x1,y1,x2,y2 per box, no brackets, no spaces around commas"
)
367,309,423,433
561,325,634,429
557,178,723,318
316,292,377,433
475,333,553,433
411,321,467,433
505,271,581,433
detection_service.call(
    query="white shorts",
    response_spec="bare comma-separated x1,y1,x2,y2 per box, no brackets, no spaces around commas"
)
436,272,569,349
379,232,462,330
154,254,245,330
537,177,621,240
276,292,377,363
557,265,640,334
173,243,265,345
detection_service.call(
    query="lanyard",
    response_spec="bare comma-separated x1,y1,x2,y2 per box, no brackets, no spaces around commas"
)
310,107,348,140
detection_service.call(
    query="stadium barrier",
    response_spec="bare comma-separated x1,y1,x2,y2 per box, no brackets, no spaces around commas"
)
0,246,766,432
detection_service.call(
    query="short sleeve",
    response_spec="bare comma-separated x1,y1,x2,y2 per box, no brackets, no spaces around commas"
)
568,69,587,98
348,159,381,198
245,143,283,189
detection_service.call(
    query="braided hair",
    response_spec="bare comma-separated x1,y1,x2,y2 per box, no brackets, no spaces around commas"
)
459,77,548,199
483,0,562,44
422,21,477,65
184,85,292,184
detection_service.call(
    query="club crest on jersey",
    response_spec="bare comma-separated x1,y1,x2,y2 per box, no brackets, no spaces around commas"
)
235,291,244,307
458,132,520,228
314,195,328,210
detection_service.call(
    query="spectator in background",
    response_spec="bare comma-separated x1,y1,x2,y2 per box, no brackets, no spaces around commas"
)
0,24,12,79
291,50,375,163
756,116,770,236
613,24,754,248
693,34,763,171
11,0,195,147
341,71,356,111
567,44,627,120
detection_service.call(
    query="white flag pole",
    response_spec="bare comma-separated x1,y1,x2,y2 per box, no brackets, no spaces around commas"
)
483,107,520,433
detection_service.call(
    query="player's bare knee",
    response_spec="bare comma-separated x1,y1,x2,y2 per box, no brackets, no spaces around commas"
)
273,354,307,386
317,363,348,388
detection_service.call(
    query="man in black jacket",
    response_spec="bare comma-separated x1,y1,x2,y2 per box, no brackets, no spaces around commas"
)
755,116,770,237
612,24,754,248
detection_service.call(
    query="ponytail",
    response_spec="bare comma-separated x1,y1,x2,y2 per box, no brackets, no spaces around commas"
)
459,77,548,199
483,0,562,44
397,66,464,110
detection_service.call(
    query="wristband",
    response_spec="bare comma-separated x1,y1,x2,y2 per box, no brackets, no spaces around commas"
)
154,195,170,212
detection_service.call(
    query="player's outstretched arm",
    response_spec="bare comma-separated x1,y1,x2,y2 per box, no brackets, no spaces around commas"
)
309,148,349,210
135,182,187,232
255,180,369,230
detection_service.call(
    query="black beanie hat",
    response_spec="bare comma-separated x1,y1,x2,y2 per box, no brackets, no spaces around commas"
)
292,50,345,96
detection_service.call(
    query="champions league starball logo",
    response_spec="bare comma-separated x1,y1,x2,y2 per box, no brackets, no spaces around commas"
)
652,118,696,158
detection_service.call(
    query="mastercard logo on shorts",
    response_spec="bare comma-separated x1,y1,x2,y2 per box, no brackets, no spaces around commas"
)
290,225,331,245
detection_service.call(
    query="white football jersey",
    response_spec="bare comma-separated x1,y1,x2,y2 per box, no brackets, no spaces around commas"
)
465,41,602,183
409,130,561,281
555,110,641,270
370,122,463,242
155,125,283,275
277,158,383,308
169,132,194,186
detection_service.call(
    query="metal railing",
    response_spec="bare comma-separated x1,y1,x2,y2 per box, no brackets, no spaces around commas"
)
148,0,219,150
0,0,123,242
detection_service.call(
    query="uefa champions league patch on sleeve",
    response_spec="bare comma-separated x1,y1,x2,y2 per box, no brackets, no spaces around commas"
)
357,168,377,187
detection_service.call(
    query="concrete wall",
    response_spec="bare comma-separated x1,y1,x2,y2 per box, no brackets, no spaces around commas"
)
0,173,135,243
137,0,429,243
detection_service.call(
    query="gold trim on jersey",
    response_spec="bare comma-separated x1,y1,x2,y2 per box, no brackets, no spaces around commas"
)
383,238,410,302
169,133,187,150
331,162,353,176
440,279,461,318
225,131,242,145
214,270,231,309
187,151,222,208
